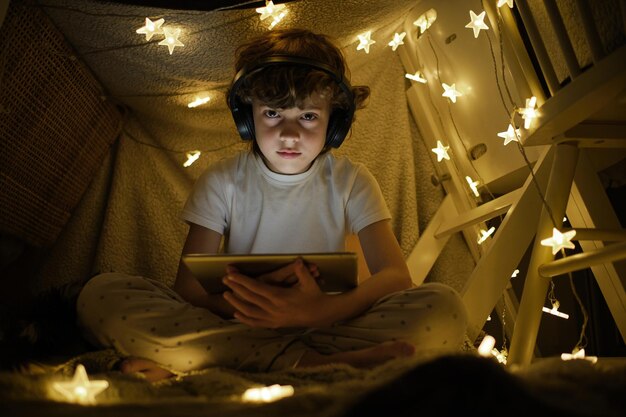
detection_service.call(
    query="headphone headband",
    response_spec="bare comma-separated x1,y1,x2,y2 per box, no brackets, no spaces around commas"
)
227,55,355,148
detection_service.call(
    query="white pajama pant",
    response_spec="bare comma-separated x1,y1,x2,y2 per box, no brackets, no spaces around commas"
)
77,272,467,373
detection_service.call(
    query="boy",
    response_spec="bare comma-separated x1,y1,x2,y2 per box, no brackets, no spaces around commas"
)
77,29,467,381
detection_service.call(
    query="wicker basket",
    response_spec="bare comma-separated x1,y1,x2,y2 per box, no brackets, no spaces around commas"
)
0,2,121,247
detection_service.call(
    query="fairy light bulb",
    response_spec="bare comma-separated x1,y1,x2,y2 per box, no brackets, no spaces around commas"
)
561,348,598,364
540,228,576,255
497,124,521,146
136,17,165,41
413,8,437,35
497,0,514,8
406,71,427,83
52,364,109,404
465,10,489,38
184,151,201,167
431,140,450,161
441,83,462,103
466,176,480,197
256,1,286,23
188,96,211,108
542,300,570,319
477,227,495,244
388,32,406,51
242,384,294,403
478,335,496,356
356,31,376,54
518,96,538,129
159,28,184,54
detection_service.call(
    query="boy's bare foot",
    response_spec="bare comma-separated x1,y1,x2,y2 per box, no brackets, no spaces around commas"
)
119,357,174,382
295,341,416,369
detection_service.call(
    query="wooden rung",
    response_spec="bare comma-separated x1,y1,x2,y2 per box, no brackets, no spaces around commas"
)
435,188,522,239
565,228,626,241
538,241,626,277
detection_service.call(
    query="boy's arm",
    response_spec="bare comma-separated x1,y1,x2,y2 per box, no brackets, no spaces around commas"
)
173,223,236,318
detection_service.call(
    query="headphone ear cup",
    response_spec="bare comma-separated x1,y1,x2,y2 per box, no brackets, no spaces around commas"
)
230,97,255,141
325,109,351,148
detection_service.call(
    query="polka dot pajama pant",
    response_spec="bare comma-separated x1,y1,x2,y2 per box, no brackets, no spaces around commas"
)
77,272,467,373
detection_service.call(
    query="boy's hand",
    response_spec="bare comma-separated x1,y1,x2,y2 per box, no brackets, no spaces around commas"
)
222,258,336,328
227,261,319,288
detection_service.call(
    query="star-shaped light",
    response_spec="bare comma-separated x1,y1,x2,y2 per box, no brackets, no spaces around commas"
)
497,0,514,8
466,176,480,197
52,364,109,404
188,96,211,108
256,1,285,20
136,17,164,41
465,10,489,38
477,335,496,357
159,27,184,54
242,384,294,403
541,228,577,255
477,227,496,244
511,269,520,278
431,140,450,162
442,83,462,103
561,348,598,364
491,347,508,364
413,8,437,35
541,228,576,255
542,300,569,319
405,71,427,83
356,31,376,54
183,150,202,167
388,32,406,51
517,96,538,129
497,124,521,145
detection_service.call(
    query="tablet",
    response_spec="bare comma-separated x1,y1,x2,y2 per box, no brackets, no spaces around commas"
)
182,252,358,294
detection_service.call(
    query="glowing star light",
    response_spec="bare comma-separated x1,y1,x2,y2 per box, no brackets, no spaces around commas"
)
541,228,576,255
52,364,109,404
183,151,201,167
497,0,514,8
388,32,406,51
477,335,496,357
477,227,495,244
511,269,520,278
159,27,184,54
405,71,427,83
188,96,211,108
431,140,450,162
442,83,462,103
242,384,294,403
465,10,489,38
497,124,521,145
542,300,570,319
136,17,165,41
413,8,437,35
256,1,285,20
466,176,480,197
561,348,598,364
518,96,538,129
356,31,376,54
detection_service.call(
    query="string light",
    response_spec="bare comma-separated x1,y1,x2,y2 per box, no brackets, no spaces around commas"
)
543,300,570,319
431,140,450,161
242,384,294,402
477,334,496,356
477,227,495,244
136,17,164,41
405,71,427,83
187,96,211,108
497,124,520,145
356,31,376,53
388,32,406,51
159,27,184,54
441,82,462,103
497,0,515,8
183,151,202,167
561,348,597,364
413,8,437,36
511,269,519,278
52,364,109,404
540,228,577,255
465,176,480,197
465,10,489,38
517,96,538,129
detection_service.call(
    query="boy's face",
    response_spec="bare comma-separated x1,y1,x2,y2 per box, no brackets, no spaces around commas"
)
252,92,330,175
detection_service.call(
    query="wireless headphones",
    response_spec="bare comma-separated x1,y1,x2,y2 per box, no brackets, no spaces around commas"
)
227,55,355,149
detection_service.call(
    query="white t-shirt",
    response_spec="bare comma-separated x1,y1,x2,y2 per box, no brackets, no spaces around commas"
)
182,151,391,254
